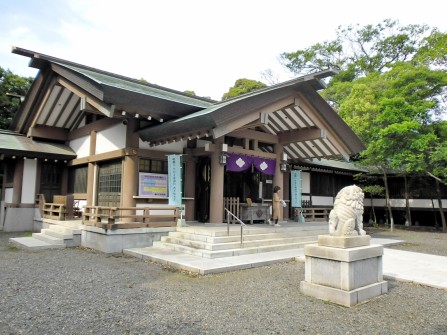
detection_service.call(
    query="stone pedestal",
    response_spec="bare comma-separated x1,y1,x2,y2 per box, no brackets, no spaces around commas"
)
300,235,387,307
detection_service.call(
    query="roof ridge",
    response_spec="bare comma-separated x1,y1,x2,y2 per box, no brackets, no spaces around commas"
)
11,46,216,103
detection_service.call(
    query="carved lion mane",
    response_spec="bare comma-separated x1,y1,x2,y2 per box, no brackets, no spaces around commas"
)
328,185,366,236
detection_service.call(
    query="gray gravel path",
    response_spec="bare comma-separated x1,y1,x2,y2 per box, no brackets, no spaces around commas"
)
1,229,447,335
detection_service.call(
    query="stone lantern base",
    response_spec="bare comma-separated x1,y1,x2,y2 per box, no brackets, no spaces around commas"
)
300,235,388,307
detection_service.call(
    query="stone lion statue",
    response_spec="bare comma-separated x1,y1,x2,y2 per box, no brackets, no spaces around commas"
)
329,185,366,236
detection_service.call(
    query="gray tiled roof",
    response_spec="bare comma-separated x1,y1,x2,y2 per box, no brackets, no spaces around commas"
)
0,131,76,159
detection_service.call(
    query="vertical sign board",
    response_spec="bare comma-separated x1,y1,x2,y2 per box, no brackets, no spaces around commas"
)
168,154,182,207
291,170,302,208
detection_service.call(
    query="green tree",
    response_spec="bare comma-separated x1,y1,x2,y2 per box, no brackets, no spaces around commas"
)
281,20,447,231
0,67,33,129
222,78,267,100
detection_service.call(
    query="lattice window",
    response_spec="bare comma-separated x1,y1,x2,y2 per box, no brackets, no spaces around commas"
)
97,160,122,207
139,158,168,174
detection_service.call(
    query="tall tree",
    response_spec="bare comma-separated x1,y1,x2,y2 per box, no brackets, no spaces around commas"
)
281,20,447,231
222,78,267,100
0,67,33,129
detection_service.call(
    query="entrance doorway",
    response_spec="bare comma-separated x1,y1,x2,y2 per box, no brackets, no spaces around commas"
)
224,168,273,203
195,157,211,222
40,161,63,203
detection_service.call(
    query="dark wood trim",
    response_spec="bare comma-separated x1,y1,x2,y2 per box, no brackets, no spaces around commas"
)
278,128,325,145
28,125,69,141
68,117,121,140
230,129,278,144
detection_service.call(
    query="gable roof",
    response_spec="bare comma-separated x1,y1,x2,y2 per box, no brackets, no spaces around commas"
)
140,70,364,160
10,47,364,161
11,47,213,134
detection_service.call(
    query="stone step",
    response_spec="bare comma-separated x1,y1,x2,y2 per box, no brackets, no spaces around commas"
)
175,225,326,237
41,228,73,240
161,234,319,251
9,237,65,250
47,225,81,235
32,232,65,245
42,219,83,229
168,229,327,244
153,239,315,258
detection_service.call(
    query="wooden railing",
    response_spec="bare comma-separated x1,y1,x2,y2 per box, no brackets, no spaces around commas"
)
223,197,240,224
42,195,76,220
297,207,332,222
83,206,179,230
43,203,66,220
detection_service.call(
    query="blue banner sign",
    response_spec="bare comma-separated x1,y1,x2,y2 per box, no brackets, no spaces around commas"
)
168,155,182,206
291,170,302,208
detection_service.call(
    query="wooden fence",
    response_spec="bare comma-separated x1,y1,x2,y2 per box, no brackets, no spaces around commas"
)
297,207,332,222
224,197,240,224
83,206,179,230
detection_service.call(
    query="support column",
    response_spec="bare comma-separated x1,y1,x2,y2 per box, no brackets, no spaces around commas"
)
121,118,139,210
121,153,138,208
12,159,24,204
283,171,290,220
272,144,284,198
183,155,196,221
209,138,225,223
86,130,96,206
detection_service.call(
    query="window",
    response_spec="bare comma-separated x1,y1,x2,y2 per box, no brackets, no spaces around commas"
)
139,158,168,173
97,160,122,207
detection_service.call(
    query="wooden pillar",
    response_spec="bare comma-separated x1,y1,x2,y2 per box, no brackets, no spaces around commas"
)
121,119,139,212
209,138,225,223
183,155,196,221
283,171,290,220
86,130,96,206
121,153,138,208
272,144,284,220
12,159,24,204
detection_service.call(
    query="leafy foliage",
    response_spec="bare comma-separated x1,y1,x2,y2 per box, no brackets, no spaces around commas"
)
221,78,267,100
281,19,447,230
0,67,33,129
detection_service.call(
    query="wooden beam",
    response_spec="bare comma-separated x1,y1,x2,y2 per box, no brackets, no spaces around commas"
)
27,125,69,141
228,147,276,159
278,128,326,145
212,97,294,139
56,77,115,117
230,129,278,144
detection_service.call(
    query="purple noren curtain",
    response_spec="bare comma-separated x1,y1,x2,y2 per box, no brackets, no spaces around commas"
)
226,153,253,172
252,156,276,175
226,153,276,175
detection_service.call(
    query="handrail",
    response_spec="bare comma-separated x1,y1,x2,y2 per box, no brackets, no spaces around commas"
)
225,208,246,247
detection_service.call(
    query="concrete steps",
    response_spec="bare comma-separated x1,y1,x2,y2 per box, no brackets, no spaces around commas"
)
9,220,82,250
124,222,328,260
9,237,65,251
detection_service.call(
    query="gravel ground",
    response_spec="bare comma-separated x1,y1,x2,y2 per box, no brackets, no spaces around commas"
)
1,228,447,335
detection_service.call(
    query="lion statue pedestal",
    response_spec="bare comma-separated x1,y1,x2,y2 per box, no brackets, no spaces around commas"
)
300,185,388,307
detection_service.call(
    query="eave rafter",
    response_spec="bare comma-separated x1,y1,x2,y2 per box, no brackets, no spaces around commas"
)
56,77,115,117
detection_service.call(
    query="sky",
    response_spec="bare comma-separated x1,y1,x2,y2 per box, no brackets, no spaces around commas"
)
1,0,447,101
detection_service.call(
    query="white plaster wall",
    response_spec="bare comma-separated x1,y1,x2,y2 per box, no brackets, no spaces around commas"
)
4,188,13,203
21,159,37,203
311,196,334,206
70,135,90,158
302,172,310,193
96,123,127,154
139,138,151,150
